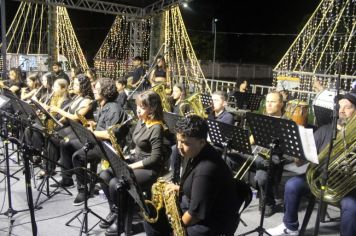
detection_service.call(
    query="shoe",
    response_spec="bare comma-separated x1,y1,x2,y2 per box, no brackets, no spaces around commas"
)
267,223,299,236
105,222,124,236
73,190,87,206
99,212,117,229
50,179,74,188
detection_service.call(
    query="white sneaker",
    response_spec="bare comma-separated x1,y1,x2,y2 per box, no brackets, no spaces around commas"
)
267,223,299,236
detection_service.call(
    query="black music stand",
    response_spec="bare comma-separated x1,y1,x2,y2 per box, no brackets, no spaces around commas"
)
232,92,264,111
238,112,306,236
101,142,150,235
65,119,108,235
28,98,72,209
207,119,252,161
313,105,333,127
0,99,38,235
201,93,212,108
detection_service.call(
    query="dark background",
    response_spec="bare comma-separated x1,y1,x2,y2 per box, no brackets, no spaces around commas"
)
4,0,320,66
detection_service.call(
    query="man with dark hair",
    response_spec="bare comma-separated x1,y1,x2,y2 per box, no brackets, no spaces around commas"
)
145,115,239,236
208,90,234,125
115,77,128,109
52,77,128,205
127,56,147,90
52,61,70,84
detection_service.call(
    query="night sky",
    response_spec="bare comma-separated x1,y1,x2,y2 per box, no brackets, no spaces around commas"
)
4,0,320,66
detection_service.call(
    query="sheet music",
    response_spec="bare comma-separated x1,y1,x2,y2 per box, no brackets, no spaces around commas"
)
298,126,318,164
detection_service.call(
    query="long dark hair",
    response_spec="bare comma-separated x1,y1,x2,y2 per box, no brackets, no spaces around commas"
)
76,74,94,99
136,90,164,121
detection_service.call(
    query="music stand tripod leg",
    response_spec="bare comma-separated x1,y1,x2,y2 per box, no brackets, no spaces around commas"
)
65,144,108,235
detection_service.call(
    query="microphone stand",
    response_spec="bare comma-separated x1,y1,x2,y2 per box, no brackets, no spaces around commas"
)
127,43,166,100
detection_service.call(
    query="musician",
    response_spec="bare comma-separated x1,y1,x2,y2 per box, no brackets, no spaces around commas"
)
237,79,249,93
145,115,239,236
208,90,234,125
115,77,128,109
21,73,42,101
52,62,70,84
68,66,82,96
52,77,127,206
1,67,25,97
170,83,185,114
127,56,146,90
253,91,285,217
38,72,55,103
150,55,169,87
99,90,170,234
267,90,356,236
85,68,97,91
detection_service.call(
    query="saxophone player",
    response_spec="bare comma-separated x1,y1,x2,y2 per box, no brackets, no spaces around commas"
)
145,115,239,236
267,90,356,236
98,91,171,235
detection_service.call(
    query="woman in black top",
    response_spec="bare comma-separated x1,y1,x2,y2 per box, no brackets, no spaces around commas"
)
21,73,42,101
150,55,170,87
99,90,170,233
0,67,24,97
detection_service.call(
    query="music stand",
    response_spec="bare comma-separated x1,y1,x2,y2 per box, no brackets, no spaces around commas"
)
247,93,264,111
65,119,108,235
201,93,212,108
207,119,252,160
238,112,306,236
101,141,150,235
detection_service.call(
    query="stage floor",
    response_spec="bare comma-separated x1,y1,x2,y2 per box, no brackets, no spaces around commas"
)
0,151,340,236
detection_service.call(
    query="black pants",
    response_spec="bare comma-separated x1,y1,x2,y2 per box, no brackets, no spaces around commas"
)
60,137,101,187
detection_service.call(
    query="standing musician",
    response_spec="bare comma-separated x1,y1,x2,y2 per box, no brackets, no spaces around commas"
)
52,78,127,206
145,115,239,236
21,73,42,101
0,67,25,97
115,77,128,109
253,91,285,217
267,90,356,236
170,83,185,114
149,55,170,87
98,90,171,234
52,62,70,84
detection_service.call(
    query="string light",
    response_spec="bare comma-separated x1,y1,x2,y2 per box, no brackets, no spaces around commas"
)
273,0,355,96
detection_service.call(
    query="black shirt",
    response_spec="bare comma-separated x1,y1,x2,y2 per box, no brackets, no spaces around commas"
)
313,123,332,154
208,109,234,125
131,66,145,84
132,120,165,171
180,143,239,234
116,91,127,109
154,67,166,78
4,79,25,97
53,70,70,84
96,101,127,131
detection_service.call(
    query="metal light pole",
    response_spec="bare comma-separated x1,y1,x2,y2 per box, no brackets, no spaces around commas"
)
212,18,218,80
1,0,7,79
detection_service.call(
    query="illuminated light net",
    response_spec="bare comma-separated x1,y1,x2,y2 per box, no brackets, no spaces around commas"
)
273,0,355,95
0,2,88,72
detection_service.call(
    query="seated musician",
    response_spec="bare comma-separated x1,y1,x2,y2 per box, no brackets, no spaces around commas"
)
21,73,42,101
38,72,55,103
52,62,70,84
253,91,285,217
24,78,71,176
149,55,169,87
145,115,239,236
127,56,147,91
208,90,234,125
115,77,128,109
85,68,97,91
267,90,356,236
98,90,170,234
170,83,185,114
52,78,127,205
0,67,25,97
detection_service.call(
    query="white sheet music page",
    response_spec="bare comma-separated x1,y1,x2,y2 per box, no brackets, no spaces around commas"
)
298,126,319,164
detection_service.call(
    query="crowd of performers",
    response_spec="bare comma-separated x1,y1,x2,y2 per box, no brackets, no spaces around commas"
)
0,56,355,236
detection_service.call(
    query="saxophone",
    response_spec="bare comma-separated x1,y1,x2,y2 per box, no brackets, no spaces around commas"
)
47,94,63,133
76,111,90,127
179,92,208,118
144,178,186,236
306,114,356,204
107,123,125,158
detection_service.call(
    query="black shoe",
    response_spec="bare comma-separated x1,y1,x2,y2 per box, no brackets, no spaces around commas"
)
264,205,276,218
50,179,74,188
105,223,124,236
99,212,117,229
73,190,87,206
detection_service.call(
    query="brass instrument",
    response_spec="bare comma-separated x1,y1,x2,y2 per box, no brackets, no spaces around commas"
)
144,178,186,236
76,111,90,127
151,83,171,112
178,92,207,118
47,94,64,133
107,123,125,158
306,115,356,204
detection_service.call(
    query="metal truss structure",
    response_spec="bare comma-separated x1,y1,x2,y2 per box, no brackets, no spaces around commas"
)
13,0,184,18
